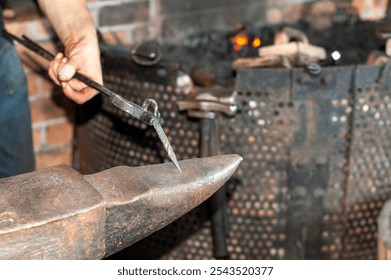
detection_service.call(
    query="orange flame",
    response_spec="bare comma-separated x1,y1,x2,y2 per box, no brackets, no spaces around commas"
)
232,34,249,47
233,44,242,51
252,37,261,48
232,34,261,51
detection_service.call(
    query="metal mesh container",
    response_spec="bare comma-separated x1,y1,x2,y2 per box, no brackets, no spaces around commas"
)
75,51,391,259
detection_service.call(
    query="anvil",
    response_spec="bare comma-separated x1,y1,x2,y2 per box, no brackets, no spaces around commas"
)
0,155,242,259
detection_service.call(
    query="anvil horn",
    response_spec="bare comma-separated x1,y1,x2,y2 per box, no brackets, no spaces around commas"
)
0,154,242,259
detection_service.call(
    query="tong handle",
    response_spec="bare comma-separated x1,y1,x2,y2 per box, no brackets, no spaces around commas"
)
5,31,116,99
2,30,159,122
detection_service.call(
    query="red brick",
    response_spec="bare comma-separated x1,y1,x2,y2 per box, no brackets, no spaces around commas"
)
30,97,67,123
4,7,41,23
101,31,127,45
132,26,151,43
41,76,55,95
309,1,336,15
16,45,50,70
352,0,388,20
5,17,53,39
2,9,16,19
99,2,150,26
352,0,366,12
46,122,73,146
37,41,59,56
26,72,40,97
3,20,29,37
22,62,33,72
32,18,54,38
25,69,54,97
266,8,283,24
16,40,59,71
353,0,387,12
35,146,72,170
282,4,303,23
32,127,43,150
306,1,336,29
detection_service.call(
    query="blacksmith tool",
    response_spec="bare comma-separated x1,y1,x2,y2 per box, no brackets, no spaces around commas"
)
2,30,182,173
130,40,162,66
178,88,238,259
0,155,242,259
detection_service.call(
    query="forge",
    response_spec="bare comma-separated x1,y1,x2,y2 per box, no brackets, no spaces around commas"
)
74,6,391,260
3,0,391,261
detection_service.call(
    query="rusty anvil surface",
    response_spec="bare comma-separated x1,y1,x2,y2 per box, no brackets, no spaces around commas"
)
0,155,242,259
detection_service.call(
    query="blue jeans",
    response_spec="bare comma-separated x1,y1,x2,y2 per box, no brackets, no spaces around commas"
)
0,19,35,178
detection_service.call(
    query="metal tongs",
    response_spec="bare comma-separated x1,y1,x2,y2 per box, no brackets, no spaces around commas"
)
3,30,182,173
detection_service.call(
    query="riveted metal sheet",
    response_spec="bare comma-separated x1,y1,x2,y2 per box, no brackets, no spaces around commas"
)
342,65,391,259
289,66,354,259
221,69,292,259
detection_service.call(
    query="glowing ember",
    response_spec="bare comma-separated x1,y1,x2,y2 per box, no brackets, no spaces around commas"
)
232,33,261,51
233,34,249,46
232,34,249,51
234,44,242,52
252,37,261,48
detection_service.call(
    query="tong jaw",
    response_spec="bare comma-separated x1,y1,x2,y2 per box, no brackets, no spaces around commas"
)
111,95,181,173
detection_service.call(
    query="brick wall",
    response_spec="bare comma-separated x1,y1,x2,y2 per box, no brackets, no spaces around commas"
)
4,10,72,170
2,0,389,171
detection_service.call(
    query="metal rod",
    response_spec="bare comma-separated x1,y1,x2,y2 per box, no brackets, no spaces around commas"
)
3,30,182,173
201,117,229,258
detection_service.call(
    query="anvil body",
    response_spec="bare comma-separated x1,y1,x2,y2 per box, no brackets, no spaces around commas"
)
0,155,242,259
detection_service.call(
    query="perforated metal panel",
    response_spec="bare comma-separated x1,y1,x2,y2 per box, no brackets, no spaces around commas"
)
221,69,291,260
341,65,391,259
75,54,391,259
